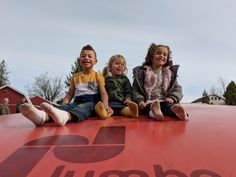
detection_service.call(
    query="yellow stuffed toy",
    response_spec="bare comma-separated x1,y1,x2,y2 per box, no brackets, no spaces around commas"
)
95,101,113,119
95,100,139,119
120,100,139,118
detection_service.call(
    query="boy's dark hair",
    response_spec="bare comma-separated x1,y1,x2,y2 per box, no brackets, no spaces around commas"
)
80,44,97,58
143,43,172,67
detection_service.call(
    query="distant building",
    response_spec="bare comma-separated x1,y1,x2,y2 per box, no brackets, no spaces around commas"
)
30,96,58,109
192,94,225,105
208,94,225,105
0,85,31,113
0,85,56,114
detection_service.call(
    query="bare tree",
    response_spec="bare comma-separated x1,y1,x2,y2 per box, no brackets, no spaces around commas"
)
26,72,64,102
217,77,227,96
210,86,217,95
208,77,227,97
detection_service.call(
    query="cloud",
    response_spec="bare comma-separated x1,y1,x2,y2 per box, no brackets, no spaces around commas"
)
1,0,236,102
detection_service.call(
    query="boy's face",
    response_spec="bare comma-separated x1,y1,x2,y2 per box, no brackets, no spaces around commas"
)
152,47,168,69
79,50,97,70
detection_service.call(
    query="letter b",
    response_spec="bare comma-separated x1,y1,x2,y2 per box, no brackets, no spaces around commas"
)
153,164,187,177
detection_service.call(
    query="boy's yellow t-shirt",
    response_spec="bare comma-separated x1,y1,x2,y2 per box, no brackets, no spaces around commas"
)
69,71,105,98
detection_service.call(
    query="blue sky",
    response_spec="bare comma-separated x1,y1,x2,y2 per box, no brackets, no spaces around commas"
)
1,0,236,103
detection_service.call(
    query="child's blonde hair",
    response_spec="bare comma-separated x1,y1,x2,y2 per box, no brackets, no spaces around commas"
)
103,54,128,77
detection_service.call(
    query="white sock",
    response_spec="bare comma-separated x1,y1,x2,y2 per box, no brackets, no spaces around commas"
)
40,102,71,126
149,110,156,119
20,103,47,126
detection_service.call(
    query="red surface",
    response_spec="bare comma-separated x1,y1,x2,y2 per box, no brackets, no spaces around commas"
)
0,104,235,177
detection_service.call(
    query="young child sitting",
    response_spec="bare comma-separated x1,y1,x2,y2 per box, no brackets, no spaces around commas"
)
132,43,188,121
95,54,138,119
21,45,112,126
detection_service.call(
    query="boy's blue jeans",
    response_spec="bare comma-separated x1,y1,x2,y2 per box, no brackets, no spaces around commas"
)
58,102,95,121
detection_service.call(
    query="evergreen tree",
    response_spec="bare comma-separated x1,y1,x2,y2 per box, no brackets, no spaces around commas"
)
223,81,236,105
0,60,10,87
202,89,210,104
64,58,82,88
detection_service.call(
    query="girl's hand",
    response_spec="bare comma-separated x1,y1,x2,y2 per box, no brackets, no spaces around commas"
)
103,102,113,114
123,99,130,105
165,97,174,103
139,102,146,110
106,106,113,115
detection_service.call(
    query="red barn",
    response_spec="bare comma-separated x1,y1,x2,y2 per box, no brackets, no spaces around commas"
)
0,85,31,113
30,96,57,109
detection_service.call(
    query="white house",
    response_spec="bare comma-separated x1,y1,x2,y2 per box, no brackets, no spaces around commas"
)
208,94,225,105
191,94,225,105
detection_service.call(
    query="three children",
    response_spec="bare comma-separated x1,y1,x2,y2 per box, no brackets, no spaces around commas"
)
21,43,187,126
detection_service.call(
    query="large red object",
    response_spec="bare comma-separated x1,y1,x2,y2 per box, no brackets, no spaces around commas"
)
0,104,235,177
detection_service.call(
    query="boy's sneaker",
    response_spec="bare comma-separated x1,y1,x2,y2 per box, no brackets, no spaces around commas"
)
171,105,188,120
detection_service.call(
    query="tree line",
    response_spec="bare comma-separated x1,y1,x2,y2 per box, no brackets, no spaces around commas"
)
0,59,81,103
201,77,236,105
1,59,236,105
